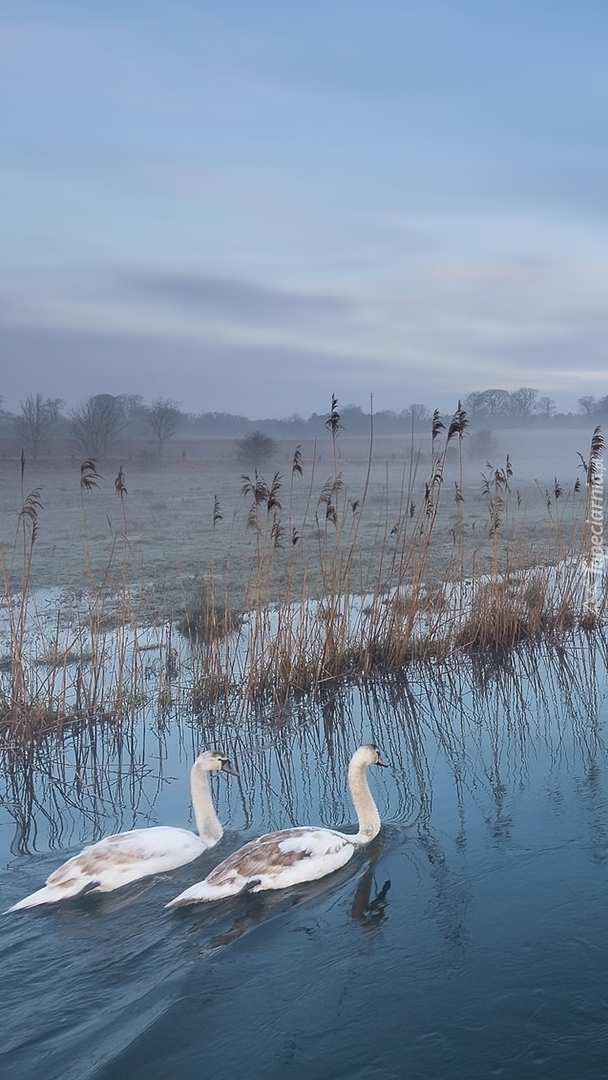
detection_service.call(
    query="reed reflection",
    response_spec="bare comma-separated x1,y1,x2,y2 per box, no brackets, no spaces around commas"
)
2,633,608,930
1,714,170,855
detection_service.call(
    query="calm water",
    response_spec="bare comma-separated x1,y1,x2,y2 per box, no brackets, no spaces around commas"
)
2,638,608,1079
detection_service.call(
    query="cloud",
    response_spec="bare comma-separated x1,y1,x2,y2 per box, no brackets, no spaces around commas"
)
0,321,383,418
1,310,606,423
120,271,355,327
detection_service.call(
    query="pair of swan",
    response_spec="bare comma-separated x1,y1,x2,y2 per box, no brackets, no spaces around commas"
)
7,744,387,912
166,743,387,906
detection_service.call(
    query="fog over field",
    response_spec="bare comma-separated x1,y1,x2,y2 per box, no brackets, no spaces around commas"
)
1,407,599,614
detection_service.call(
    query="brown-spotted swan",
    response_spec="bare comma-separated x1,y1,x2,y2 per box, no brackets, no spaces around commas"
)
7,750,238,911
166,743,387,907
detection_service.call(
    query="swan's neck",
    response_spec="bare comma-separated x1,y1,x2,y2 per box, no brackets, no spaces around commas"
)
348,759,381,843
190,762,223,844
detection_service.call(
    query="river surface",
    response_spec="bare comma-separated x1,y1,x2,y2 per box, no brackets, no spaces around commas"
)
2,637,608,1079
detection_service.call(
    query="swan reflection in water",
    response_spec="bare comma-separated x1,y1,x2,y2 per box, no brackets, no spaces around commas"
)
187,834,392,956
349,837,391,931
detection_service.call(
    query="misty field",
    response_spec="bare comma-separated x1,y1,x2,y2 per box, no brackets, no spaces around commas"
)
0,421,603,738
0,427,591,601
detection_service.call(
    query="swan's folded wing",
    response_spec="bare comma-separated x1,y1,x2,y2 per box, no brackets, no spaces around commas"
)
46,827,202,886
166,826,357,905
207,826,352,886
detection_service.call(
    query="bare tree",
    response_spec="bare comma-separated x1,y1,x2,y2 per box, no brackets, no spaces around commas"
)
481,388,512,416
404,403,430,428
536,396,556,417
578,395,598,416
145,398,181,458
13,394,63,460
508,386,538,420
463,391,486,416
68,394,127,458
117,394,146,434
117,394,144,418
466,389,511,418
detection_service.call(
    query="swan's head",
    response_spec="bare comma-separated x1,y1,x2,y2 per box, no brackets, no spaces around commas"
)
351,744,388,769
195,750,239,776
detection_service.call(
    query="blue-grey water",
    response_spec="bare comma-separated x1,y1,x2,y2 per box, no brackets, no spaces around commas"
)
2,637,608,1079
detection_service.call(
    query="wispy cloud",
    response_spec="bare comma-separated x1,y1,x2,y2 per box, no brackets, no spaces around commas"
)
121,271,354,326
0,321,378,418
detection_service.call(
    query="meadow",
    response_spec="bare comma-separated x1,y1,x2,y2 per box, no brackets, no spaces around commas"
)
0,413,604,744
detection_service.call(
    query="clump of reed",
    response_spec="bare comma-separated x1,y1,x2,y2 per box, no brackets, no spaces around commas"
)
181,401,600,706
0,456,181,747
179,595,241,645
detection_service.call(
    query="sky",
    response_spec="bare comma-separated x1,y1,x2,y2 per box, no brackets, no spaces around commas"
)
2,0,608,419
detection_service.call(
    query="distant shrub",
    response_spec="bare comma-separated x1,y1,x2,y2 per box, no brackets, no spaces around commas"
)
467,429,498,461
235,431,278,465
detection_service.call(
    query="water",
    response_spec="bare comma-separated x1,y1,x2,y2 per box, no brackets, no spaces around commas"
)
2,637,608,1079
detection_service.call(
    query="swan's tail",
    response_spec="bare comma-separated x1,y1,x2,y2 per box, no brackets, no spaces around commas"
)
165,883,222,907
166,877,259,908
6,878,100,912
7,885,66,912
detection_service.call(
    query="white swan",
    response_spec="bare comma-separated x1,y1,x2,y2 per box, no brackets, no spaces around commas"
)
166,743,387,907
7,750,238,911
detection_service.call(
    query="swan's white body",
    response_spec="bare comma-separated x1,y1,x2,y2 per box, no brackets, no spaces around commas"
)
7,750,237,911
166,743,387,907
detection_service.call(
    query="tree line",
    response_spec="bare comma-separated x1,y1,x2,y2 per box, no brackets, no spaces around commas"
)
2,394,182,461
0,387,602,462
